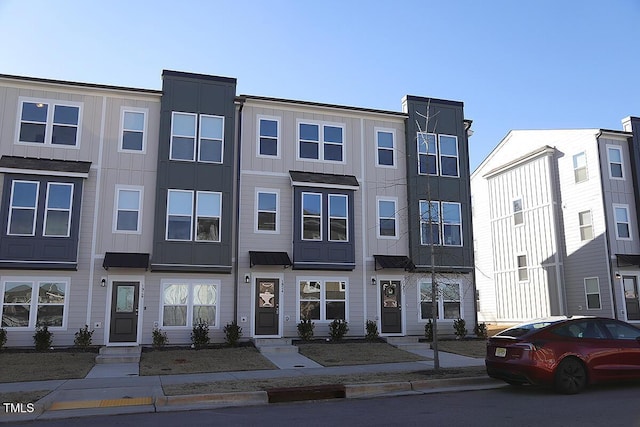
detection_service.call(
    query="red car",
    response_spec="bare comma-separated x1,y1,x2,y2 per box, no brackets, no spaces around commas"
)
485,316,640,394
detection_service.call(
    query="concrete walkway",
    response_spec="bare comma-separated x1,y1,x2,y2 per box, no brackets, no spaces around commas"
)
0,342,497,423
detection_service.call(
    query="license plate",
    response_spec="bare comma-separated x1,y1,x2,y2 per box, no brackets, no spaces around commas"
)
495,347,507,358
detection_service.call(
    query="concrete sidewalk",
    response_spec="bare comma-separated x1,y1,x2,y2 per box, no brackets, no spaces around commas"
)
0,343,500,423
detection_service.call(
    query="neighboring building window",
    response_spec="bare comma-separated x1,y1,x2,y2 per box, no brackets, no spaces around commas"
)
120,109,147,152
7,180,39,236
573,152,587,183
517,255,528,281
442,202,462,246
607,146,624,179
420,281,461,320
584,277,601,310
43,183,73,237
256,190,278,233
114,187,142,233
1,279,67,328
166,190,193,241
299,279,346,321
377,198,397,238
298,122,344,162
302,192,322,240
195,191,221,242
376,129,395,167
329,194,348,241
420,201,462,246
420,201,440,245
161,281,218,328
614,204,631,240
170,112,196,161
417,132,437,175
258,117,279,157
513,198,523,226
439,135,459,177
18,99,80,146
198,115,224,163
579,210,593,241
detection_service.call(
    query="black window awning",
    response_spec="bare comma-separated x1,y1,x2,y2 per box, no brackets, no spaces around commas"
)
0,156,92,178
374,255,415,271
616,254,640,268
103,252,150,270
289,170,359,189
249,251,292,268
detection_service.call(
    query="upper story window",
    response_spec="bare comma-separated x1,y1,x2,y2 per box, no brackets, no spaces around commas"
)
195,191,222,241
517,255,528,281
573,152,587,183
298,122,344,162
18,99,81,147
8,180,39,236
376,129,395,167
170,112,224,163
417,132,459,177
417,133,437,175
120,108,147,152
513,198,523,226
256,190,278,233
258,117,279,157
420,201,440,245
114,187,142,233
329,194,348,241
442,202,462,245
377,198,398,238
43,183,73,237
614,204,631,240
419,201,462,246
302,192,322,241
439,135,459,177
166,190,222,242
607,146,624,180
578,210,593,241
2,278,68,329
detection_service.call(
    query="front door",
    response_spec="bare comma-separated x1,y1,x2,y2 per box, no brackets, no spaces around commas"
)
109,281,140,343
623,276,640,321
380,280,402,334
255,278,279,336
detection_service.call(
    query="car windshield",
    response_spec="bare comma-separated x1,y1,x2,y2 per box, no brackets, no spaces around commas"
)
497,319,564,338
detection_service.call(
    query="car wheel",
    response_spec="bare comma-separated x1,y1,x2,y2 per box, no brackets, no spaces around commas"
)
554,358,587,394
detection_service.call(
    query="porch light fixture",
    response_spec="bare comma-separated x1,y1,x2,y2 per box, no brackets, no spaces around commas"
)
100,278,106,287
245,274,250,284
371,277,376,286
615,272,621,279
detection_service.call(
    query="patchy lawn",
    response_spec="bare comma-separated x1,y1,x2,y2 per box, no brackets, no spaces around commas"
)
0,351,95,383
436,339,487,358
297,341,427,366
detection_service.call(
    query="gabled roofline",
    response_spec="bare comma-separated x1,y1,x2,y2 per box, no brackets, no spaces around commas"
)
483,145,556,178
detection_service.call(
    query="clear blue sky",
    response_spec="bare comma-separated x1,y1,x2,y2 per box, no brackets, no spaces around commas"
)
1,0,639,170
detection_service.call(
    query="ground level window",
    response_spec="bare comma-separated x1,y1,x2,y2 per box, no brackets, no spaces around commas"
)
161,281,218,328
299,279,346,321
419,281,461,320
1,279,67,328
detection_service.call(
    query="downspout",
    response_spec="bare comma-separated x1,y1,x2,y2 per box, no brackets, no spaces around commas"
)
233,97,245,323
464,120,480,328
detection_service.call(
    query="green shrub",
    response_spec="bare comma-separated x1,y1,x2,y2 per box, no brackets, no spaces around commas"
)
329,319,349,341
152,327,168,349
474,322,488,339
0,327,6,350
223,321,242,347
33,323,53,351
454,318,467,339
424,319,433,341
74,325,94,350
297,318,315,341
191,319,210,349
365,320,379,341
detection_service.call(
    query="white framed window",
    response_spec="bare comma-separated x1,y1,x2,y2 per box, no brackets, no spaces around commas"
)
166,190,193,241
170,112,197,161
573,152,587,183
375,128,395,167
578,210,593,241
195,191,222,242
439,135,459,177
328,194,348,241
198,115,224,163
256,190,279,233
419,281,462,320
584,277,601,310
161,280,219,328
7,180,39,236
257,116,280,157
1,278,68,329
442,202,462,246
17,98,81,147
607,146,624,180
43,182,73,237
298,121,345,162
420,201,462,246
302,192,322,241
517,255,528,282
114,186,142,233
377,197,398,238
298,278,347,321
417,132,437,175
614,204,631,240
119,108,147,152
513,197,523,226
420,200,440,245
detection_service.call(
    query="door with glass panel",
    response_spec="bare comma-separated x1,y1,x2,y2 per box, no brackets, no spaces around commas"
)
255,279,279,336
381,280,402,334
109,281,139,343
623,276,640,321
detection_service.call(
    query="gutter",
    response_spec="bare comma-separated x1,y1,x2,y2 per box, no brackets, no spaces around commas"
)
233,97,245,323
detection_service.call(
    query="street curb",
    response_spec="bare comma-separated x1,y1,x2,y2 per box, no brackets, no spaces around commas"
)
156,391,268,411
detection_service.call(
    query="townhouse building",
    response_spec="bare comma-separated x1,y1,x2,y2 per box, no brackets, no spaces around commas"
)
0,70,476,347
472,118,640,326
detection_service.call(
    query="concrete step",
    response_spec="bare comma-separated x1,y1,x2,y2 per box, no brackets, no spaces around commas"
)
253,338,292,347
96,346,141,364
384,336,421,345
253,338,299,354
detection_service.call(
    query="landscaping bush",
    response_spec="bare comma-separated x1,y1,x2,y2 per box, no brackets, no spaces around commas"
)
34,323,53,351
454,318,467,339
191,319,210,349
329,319,349,341
474,322,488,339
223,321,242,347
424,319,433,341
152,327,168,349
74,325,94,350
0,327,6,350
365,319,379,341
297,318,315,341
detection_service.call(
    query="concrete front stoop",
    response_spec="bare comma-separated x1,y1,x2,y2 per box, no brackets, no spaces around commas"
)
384,336,430,352
95,346,142,364
252,338,298,354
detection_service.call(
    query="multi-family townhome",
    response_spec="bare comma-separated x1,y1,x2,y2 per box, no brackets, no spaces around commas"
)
1,69,476,348
472,118,640,327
